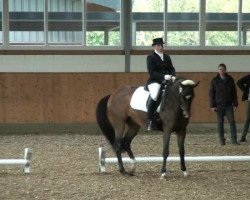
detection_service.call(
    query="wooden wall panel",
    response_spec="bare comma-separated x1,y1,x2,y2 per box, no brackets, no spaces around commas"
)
0,72,247,123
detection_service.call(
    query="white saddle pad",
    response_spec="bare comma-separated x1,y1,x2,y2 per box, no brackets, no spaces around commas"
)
130,86,149,112
130,86,161,113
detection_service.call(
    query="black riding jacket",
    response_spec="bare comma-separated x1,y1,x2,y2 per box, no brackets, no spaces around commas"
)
146,52,175,86
209,73,238,108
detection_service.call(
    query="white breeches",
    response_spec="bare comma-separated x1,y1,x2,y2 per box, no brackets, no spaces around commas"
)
148,83,161,101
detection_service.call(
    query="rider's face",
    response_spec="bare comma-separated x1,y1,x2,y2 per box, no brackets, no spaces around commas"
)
154,44,164,53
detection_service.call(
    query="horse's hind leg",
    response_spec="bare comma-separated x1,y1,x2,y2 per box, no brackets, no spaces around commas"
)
176,131,188,177
122,122,140,175
113,123,126,174
114,137,126,174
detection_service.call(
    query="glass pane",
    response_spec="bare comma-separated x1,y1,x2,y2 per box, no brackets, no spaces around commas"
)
242,0,250,45
167,0,199,46
86,31,104,45
132,0,164,46
0,0,2,44
86,0,121,46
246,32,250,46
132,0,164,12
206,0,238,46
242,0,250,13
9,0,44,44
48,0,82,44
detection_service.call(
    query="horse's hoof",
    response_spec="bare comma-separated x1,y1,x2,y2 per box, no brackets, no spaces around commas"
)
127,159,136,175
121,171,134,177
127,171,135,176
119,169,126,175
127,167,136,176
160,173,167,180
183,171,188,177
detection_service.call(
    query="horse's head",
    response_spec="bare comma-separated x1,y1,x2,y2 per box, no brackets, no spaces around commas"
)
178,80,200,118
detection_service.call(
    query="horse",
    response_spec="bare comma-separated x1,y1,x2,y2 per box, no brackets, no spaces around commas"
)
96,77,199,178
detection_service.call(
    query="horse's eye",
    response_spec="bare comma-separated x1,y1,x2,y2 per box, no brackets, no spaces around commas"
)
185,95,192,99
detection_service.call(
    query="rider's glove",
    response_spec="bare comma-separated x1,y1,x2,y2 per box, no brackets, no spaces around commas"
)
164,75,172,81
164,75,176,82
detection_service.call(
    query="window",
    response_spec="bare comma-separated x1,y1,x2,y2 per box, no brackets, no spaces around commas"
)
86,0,121,46
0,0,249,48
132,0,164,46
48,0,83,44
242,0,250,45
9,0,44,44
6,0,121,46
206,0,238,46
167,0,199,46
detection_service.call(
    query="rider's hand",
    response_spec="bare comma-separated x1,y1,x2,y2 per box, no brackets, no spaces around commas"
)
164,75,172,81
164,75,176,82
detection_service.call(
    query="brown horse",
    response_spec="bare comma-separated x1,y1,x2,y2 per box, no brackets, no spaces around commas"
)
96,77,199,178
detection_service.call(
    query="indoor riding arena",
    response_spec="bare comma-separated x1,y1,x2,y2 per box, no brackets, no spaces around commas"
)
0,1,249,200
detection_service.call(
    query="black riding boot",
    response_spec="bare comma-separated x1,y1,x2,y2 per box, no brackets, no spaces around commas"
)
147,97,157,131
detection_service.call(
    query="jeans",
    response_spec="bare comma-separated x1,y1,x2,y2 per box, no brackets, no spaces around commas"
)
216,105,237,143
242,101,250,139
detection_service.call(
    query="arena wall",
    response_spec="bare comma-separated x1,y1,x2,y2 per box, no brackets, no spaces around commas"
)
0,72,247,123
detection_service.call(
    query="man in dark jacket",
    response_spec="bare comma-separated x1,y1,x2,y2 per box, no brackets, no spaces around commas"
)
146,38,176,131
209,63,239,145
237,74,250,142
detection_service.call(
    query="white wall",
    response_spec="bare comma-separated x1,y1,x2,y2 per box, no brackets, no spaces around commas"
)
131,55,250,72
0,55,249,72
0,55,125,72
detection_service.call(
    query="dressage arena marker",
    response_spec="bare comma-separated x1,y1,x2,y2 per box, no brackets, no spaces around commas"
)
0,148,32,173
98,147,250,173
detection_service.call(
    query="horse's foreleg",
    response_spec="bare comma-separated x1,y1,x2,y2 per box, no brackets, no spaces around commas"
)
177,131,188,177
161,132,171,179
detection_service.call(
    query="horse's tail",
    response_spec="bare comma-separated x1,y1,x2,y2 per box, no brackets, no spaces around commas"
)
96,95,115,149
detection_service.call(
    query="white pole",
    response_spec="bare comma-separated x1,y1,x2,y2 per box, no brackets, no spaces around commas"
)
105,156,250,163
0,148,32,173
98,147,250,173
0,159,27,165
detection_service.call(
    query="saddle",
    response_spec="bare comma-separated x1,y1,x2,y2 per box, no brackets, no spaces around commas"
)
130,81,171,131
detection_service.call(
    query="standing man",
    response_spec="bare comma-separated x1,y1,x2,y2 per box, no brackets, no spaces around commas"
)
209,63,239,145
237,74,250,142
146,37,176,131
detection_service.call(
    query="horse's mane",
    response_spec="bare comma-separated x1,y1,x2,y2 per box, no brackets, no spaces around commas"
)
174,77,186,84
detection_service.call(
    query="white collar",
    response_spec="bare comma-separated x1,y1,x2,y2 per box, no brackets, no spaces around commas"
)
154,50,164,61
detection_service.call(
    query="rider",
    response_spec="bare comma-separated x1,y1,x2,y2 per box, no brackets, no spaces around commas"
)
146,37,176,131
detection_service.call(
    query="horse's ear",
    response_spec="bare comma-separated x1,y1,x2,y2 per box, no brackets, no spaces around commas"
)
194,81,200,87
